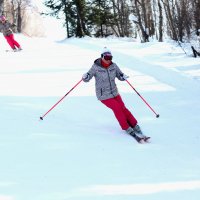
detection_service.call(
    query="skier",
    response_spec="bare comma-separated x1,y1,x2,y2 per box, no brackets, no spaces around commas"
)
0,15,22,51
82,47,150,143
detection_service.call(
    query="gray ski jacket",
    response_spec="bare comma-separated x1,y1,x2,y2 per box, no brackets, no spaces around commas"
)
83,58,126,100
0,21,14,36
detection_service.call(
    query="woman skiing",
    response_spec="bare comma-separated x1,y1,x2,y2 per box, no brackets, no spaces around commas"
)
0,15,22,51
82,47,150,143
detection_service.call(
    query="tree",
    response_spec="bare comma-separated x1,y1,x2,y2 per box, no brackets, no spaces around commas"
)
111,0,132,37
74,0,89,37
193,0,200,33
45,0,71,38
131,0,150,42
88,0,114,37
157,0,163,41
45,0,89,38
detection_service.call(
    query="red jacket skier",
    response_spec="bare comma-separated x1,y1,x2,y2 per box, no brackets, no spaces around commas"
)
82,47,149,142
0,15,22,51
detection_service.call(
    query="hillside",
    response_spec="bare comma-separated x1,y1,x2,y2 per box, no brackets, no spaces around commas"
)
0,35,200,200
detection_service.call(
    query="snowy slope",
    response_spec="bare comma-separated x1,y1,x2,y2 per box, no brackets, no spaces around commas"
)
0,34,200,200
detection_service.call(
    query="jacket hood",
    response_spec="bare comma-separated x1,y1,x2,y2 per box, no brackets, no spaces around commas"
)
94,58,101,66
94,58,113,67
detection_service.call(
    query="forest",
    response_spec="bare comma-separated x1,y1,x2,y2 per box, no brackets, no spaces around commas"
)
44,0,200,43
0,0,200,43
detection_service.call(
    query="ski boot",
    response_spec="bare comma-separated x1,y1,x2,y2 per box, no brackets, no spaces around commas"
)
133,124,150,142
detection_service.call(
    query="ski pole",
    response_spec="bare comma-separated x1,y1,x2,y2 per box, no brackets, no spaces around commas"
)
22,31,32,38
126,80,160,118
40,79,83,120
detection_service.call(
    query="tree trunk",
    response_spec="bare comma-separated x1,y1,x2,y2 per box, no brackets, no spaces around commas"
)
162,0,178,40
0,0,4,15
17,3,22,32
134,0,149,42
158,0,163,42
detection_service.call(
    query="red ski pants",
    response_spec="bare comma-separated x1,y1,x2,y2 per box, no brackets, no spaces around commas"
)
101,95,137,130
4,34,20,49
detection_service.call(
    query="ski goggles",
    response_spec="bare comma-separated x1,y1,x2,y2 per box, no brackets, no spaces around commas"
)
103,53,113,61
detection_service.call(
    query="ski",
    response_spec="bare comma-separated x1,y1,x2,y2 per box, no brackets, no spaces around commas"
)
130,133,151,144
126,126,150,144
5,49,22,52
143,136,151,143
5,50,17,52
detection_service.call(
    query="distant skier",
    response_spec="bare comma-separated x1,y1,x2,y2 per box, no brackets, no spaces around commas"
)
82,47,150,143
0,15,22,51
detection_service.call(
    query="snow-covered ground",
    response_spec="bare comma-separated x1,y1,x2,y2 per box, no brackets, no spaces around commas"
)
0,34,200,200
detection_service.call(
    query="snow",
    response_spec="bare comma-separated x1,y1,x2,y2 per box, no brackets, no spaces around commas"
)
0,34,200,200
